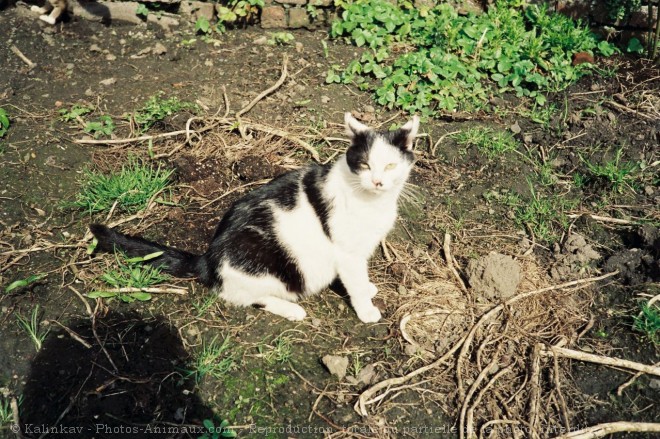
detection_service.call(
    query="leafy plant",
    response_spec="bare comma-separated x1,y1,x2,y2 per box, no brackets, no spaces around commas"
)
329,0,615,115
633,303,660,345
0,107,9,138
59,104,93,122
136,3,149,18
88,251,169,303
189,336,236,383
84,115,115,139
606,0,642,21
626,37,645,54
452,126,519,159
267,32,295,46
132,94,197,133
216,0,264,32
581,148,638,193
16,305,50,351
72,158,173,214
5,274,46,294
199,418,237,439
195,16,212,35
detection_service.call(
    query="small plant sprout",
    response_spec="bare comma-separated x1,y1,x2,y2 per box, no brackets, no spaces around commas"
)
452,127,519,159
633,303,660,345
72,157,173,214
192,336,236,383
0,107,10,138
136,3,149,18
261,333,293,365
16,305,50,351
267,32,295,46
5,274,46,294
59,104,93,122
131,94,198,133
88,251,168,303
581,148,638,194
84,115,115,139
195,16,212,35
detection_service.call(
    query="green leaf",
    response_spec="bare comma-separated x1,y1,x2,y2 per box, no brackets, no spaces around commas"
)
626,38,644,54
86,237,98,255
125,251,164,263
5,274,46,293
129,292,152,301
136,4,149,17
88,291,120,298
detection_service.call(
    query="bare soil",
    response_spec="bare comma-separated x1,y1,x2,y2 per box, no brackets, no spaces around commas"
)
0,4,658,439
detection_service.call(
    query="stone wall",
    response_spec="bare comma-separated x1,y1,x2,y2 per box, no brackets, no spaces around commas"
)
261,0,336,29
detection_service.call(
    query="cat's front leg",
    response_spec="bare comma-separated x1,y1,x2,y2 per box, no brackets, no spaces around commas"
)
31,5,51,15
336,254,381,323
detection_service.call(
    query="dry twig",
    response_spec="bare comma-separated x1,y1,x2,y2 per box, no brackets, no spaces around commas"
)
541,346,660,377
550,422,660,439
10,45,36,69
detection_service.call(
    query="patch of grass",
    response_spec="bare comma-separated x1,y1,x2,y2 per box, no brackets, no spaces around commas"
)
633,303,660,345
59,104,93,122
190,336,236,383
192,293,219,317
452,127,519,159
72,158,173,214
84,115,115,139
521,103,557,129
132,94,198,133
581,148,638,194
329,0,615,115
513,184,574,243
0,107,10,138
88,251,169,303
16,305,50,352
260,334,293,365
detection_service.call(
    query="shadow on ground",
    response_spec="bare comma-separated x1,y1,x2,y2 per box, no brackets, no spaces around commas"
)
20,310,212,438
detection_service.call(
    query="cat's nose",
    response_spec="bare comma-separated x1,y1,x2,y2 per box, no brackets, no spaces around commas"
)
372,179,382,187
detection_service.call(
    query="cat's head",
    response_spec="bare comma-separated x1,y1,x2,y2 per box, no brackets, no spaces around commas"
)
344,112,419,194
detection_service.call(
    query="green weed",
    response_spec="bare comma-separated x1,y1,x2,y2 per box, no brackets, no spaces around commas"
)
452,127,519,159
195,16,212,35
136,3,149,18
132,94,197,133
192,293,219,317
267,32,295,46
260,334,293,365
59,104,93,122
4,274,46,294
581,148,638,193
0,107,9,138
199,418,237,439
84,115,115,139
329,0,615,115
521,103,558,129
216,0,264,32
633,303,660,345
88,251,169,303
72,158,173,214
0,396,18,426
513,184,573,243
191,336,236,383
16,305,50,351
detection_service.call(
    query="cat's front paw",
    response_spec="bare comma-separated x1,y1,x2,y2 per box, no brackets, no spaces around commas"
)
39,15,57,25
356,304,381,323
284,305,307,321
367,282,378,299
31,6,48,13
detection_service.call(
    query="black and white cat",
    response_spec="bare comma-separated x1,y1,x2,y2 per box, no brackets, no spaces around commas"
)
90,113,419,323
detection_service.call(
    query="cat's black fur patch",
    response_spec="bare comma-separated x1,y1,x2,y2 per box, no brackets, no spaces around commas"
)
346,131,376,174
302,165,332,238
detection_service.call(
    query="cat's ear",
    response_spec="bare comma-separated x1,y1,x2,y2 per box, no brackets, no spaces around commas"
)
399,115,420,151
345,112,370,138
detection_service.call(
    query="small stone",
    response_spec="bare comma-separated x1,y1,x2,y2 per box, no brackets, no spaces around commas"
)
253,36,268,45
510,121,521,134
322,355,349,379
404,344,418,356
644,186,654,196
99,77,116,86
321,96,330,104
90,44,102,52
650,379,660,390
364,105,375,113
357,364,376,385
85,88,94,96
523,134,533,144
66,63,74,70
105,54,117,61
153,43,167,55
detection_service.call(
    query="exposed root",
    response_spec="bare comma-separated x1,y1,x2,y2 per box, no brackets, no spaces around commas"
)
541,345,660,377
550,422,660,439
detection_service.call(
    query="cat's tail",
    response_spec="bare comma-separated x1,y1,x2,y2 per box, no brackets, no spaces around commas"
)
89,224,213,286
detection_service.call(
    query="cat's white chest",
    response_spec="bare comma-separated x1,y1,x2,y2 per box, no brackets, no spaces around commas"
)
330,191,398,258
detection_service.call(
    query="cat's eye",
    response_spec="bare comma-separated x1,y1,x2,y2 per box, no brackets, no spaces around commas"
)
359,163,370,170
385,163,397,170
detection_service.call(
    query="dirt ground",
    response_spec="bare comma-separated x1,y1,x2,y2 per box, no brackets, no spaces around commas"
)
0,4,659,439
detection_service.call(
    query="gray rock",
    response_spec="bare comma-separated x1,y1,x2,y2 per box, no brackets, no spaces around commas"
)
322,355,348,379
